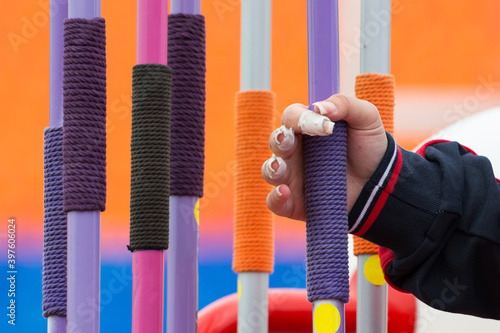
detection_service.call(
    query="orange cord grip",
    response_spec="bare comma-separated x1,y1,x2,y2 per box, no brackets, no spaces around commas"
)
233,91,275,273
353,73,395,256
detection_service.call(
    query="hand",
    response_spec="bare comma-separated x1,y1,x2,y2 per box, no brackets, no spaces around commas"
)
261,94,387,221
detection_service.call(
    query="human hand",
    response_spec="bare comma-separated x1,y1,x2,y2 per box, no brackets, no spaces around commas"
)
261,94,387,221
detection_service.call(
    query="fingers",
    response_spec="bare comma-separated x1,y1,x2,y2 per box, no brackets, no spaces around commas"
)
261,154,291,186
281,103,335,136
266,185,305,221
313,94,382,131
280,95,383,136
268,125,298,158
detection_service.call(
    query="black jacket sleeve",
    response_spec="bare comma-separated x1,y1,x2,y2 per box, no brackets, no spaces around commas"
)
348,132,500,319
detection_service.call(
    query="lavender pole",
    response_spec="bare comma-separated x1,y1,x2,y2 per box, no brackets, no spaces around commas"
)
305,1,348,332
166,1,204,332
49,0,67,128
46,1,68,332
66,1,103,333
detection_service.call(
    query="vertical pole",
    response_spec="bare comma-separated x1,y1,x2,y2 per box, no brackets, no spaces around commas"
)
240,0,271,91
47,1,68,331
237,1,272,332
49,0,68,128
66,2,102,333
356,1,391,332
132,1,168,333
360,0,391,74
167,1,203,332
306,1,348,332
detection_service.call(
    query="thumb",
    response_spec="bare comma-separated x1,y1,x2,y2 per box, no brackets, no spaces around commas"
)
313,94,383,131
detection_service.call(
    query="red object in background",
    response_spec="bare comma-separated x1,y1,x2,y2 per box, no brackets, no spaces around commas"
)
198,271,416,333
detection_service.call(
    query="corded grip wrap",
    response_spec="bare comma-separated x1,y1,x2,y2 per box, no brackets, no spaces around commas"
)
43,127,67,317
62,18,107,212
168,14,206,197
233,91,275,273
303,123,350,303
128,64,172,251
353,73,395,256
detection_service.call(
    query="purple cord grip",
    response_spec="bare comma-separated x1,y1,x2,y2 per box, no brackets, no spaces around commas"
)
43,127,67,317
304,121,350,304
62,18,107,212
168,14,206,197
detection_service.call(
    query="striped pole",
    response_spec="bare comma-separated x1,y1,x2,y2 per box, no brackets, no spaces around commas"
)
166,0,205,332
65,1,106,332
129,1,169,332
305,1,349,332
233,1,274,332
44,1,69,332
353,0,393,332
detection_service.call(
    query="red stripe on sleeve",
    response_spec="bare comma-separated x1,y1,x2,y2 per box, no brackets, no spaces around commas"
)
354,147,403,236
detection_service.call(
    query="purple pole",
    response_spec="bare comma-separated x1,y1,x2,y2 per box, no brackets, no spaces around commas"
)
167,196,199,333
306,0,348,332
66,1,102,333
167,1,202,332
170,0,200,14
48,316,67,333
307,0,340,102
49,0,68,128
47,1,68,332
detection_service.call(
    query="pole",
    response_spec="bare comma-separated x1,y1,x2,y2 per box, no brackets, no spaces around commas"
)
236,1,272,332
355,1,392,332
306,1,349,332
167,1,205,332
131,1,168,332
66,1,103,333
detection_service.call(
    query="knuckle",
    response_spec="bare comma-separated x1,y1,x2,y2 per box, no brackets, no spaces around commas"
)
281,103,304,125
331,94,351,111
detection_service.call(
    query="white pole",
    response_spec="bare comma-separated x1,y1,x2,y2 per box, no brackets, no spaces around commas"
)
238,1,272,332
357,1,391,332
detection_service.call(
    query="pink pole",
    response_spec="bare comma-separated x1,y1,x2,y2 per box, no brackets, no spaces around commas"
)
132,1,168,332
132,251,165,332
137,0,168,65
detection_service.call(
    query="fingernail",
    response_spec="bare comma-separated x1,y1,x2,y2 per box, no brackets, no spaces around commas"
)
298,110,335,136
275,185,282,198
324,121,334,134
313,101,337,116
273,125,295,151
265,154,286,179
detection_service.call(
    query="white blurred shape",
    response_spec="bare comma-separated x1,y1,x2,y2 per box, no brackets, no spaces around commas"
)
427,106,500,177
414,106,500,332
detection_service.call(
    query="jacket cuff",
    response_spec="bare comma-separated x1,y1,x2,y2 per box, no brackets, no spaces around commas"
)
348,133,440,259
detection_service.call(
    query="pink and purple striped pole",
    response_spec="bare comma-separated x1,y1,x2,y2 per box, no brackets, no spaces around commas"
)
132,1,168,333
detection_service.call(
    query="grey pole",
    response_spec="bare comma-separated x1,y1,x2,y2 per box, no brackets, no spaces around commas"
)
238,1,272,332
357,1,391,332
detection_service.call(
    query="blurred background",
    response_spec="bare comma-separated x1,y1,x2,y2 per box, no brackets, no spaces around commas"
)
1,0,500,331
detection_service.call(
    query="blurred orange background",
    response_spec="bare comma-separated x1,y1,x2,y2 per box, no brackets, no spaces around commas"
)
2,0,500,257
